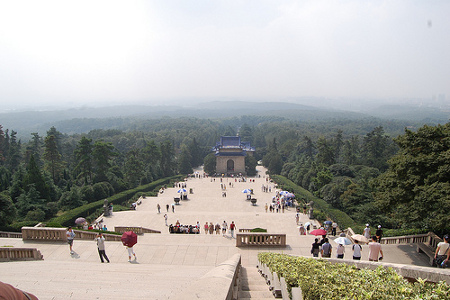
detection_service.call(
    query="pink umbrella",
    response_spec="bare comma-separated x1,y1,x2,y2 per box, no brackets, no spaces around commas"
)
121,231,138,247
309,229,327,236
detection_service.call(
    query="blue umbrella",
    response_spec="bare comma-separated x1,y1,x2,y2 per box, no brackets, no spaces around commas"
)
242,189,252,193
177,188,187,193
334,237,352,245
324,221,333,225
279,191,289,195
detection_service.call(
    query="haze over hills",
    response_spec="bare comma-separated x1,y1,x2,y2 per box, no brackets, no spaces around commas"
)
0,100,448,140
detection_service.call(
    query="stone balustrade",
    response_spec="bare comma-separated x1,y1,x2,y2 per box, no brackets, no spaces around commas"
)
0,231,23,238
0,247,43,261
380,234,430,245
170,253,241,300
114,226,161,235
238,229,252,233
21,227,122,241
236,233,286,247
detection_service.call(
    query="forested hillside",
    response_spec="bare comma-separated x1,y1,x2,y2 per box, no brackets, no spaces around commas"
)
0,116,449,234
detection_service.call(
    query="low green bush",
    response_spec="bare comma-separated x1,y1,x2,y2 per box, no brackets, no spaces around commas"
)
250,228,267,233
258,252,450,300
0,220,39,232
272,175,356,229
50,175,183,227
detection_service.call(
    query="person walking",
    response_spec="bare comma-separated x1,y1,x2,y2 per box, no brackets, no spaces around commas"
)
434,235,450,268
331,222,337,236
363,224,371,239
126,245,136,262
352,240,362,260
311,238,320,257
171,203,175,213
222,220,228,236
204,222,209,234
230,221,236,238
368,236,383,262
208,222,214,234
66,226,75,254
164,214,168,226
336,243,345,259
157,203,161,214
321,238,332,258
166,204,169,212
96,233,110,263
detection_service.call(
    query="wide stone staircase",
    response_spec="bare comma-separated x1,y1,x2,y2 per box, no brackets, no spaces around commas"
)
238,265,274,299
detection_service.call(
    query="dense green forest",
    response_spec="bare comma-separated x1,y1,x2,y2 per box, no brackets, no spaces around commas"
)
0,116,449,235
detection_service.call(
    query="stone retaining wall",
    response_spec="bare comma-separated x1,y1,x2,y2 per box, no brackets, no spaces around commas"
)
169,253,241,300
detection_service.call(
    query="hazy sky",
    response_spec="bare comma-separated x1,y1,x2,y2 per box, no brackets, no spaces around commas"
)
0,0,449,110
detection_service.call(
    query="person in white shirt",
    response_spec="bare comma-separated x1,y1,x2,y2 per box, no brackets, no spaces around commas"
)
363,224,371,239
336,243,345,259
435,235,450,267
95,233,110,263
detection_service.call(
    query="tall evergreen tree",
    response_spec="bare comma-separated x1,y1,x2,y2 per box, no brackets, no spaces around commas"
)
92,140,117,183
160,141,176,177
23,154,50,201
43,135,63,184
74,136,93,184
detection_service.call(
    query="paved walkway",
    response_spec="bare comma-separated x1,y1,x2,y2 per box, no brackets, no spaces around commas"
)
0,166,430,299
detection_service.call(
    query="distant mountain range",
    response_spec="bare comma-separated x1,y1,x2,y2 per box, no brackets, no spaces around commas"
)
0,101,448,139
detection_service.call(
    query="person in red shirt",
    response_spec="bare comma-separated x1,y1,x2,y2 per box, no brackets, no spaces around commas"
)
230,221,236,238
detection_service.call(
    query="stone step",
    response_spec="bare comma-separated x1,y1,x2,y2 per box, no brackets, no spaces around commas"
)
239,266,274,299
238,290,275,298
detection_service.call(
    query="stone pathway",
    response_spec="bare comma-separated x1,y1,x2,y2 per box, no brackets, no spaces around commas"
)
0,166,430,299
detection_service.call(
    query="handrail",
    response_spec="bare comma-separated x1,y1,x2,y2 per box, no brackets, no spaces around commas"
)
114,226,161,235
0,231,23,238
346,228,442,250
21,227,122,241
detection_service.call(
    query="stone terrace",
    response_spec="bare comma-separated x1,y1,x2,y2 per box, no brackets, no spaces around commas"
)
0,166,430,299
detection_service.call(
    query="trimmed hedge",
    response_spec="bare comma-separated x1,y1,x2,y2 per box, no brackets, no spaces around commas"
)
258,252,450,300
250,228,267,233
50,175,183,227
272,175,356,229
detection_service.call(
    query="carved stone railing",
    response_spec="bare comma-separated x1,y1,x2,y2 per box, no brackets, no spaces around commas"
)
114,226,161,235
0,247,43,261
170,254,241,300
238,229,252,233
380,234,430,245
21,227,122,241
74,230,122,241
0,231,23,238
236,233,286,247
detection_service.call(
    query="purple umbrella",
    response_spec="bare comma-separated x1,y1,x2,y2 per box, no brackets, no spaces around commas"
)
75,217,86,225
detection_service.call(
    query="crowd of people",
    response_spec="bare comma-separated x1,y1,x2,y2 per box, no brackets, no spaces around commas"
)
310,235,384,261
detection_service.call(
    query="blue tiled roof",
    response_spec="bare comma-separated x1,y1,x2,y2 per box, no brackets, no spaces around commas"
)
220,136,241,147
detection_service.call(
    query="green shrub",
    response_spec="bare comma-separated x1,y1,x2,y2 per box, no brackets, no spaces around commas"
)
50,175,183,227
272,175,356,229
250,228,267,233
258,253,450,300
0,220,40,232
